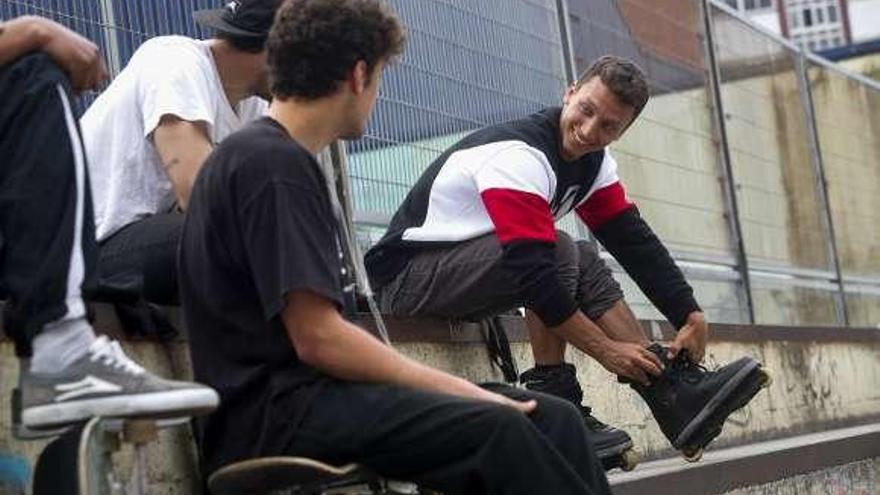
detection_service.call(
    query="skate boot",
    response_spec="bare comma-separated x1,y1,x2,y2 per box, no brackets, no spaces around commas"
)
630,343,772,462
521,363,638,471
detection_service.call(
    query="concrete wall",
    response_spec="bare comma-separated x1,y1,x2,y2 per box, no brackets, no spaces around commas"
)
614,88,732,260
2,321,880,492
398,327,880,461
717,457,880,495
808,65,880,280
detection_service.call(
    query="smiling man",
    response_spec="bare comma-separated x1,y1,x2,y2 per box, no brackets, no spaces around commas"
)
365,55,768,466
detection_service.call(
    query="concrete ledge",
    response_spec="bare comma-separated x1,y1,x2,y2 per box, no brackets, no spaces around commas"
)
353,314,880,344
4,304,880,345
610,423,880,495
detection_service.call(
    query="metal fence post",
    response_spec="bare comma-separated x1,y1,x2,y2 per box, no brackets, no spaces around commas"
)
700,0,756,324
98,0,122,76
794,53,850,326
555,0,594,243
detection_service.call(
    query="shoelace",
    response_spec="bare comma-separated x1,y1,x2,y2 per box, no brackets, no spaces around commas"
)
88,336,146,375
668,351,709,383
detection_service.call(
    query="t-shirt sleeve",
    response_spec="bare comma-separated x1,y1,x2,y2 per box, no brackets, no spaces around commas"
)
237,178,344,321
137,47,216,138
575,151,634,230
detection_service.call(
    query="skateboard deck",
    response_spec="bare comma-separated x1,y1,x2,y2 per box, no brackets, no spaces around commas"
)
208,456,420,495
77,417,159,495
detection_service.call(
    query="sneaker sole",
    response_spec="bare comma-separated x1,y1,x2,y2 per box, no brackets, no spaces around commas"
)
672,359,761,449
679,368,770,460
22,388,218,429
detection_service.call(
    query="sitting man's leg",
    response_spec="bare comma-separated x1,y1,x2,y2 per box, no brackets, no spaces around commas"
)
94,212,183,306
519,233,636,462
0,53,217,430
288,381,611,495
522,235,769,459
377,231,634,462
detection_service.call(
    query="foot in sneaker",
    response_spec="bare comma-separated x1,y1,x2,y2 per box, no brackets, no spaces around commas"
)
520,363,634,459
21,336,218,429
628,343,769,457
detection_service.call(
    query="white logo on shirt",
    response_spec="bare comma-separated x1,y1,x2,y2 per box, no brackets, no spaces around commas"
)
54,376,123,402
226,1,240,14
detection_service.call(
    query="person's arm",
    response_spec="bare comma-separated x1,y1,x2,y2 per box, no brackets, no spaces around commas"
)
589,209,705,356
152,115,213,210
575,155,706,360
0,16,106,91
283,289,535,413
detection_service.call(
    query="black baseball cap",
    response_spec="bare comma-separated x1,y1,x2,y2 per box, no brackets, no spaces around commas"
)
193,0,284,38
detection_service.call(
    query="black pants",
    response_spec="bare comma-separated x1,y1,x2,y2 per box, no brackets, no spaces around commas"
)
0,53,97,357
94,212,183,306
288,382,611,495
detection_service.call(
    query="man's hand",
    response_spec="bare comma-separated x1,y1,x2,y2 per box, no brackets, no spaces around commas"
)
478,389,538,415
669,311,709,362
40,17,108,91
597,341,664,386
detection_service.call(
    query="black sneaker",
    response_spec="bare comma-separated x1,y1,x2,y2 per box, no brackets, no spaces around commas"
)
630,343,771,461
521,364,636,470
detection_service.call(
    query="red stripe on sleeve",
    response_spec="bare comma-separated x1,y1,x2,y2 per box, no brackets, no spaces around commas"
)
576,182,633,230
480,188,556,244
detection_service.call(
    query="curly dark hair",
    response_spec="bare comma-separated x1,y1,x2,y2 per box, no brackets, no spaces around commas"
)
268,0,406,99
576,55,650,121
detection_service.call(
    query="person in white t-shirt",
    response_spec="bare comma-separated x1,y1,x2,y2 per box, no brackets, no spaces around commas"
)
80,0,280,312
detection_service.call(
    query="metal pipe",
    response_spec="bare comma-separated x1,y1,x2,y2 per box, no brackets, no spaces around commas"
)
795,52,850,326
700,0,756,323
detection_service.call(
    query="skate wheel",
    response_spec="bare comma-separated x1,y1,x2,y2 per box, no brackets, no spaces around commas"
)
759,369,773,388
682,447,703,463
620,449,640,472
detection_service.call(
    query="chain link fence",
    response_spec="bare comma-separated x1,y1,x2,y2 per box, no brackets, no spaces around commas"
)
3,0,878,327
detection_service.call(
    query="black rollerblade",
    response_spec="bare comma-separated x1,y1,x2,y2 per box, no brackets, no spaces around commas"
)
521,364,639,471
630,344,772,462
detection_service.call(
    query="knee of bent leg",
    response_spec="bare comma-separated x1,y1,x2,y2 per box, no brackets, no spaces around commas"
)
553,230,579,297
484,402,533,434
7,53,73,95
575,240,624,320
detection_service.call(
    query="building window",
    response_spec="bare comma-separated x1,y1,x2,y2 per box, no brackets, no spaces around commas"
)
727,0,773,10
828,5,837,23
787,0,845,52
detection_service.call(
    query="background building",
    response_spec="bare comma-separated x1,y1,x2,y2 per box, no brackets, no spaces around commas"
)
725,0,880,54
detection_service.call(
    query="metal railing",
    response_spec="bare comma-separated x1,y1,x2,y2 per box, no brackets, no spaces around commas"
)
3,0,878,328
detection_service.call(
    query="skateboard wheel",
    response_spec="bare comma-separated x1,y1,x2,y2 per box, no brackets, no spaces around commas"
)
619,449,640,472
682,446,703,463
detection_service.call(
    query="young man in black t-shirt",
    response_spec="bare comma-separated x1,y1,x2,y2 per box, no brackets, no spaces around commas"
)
179,1,611,494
